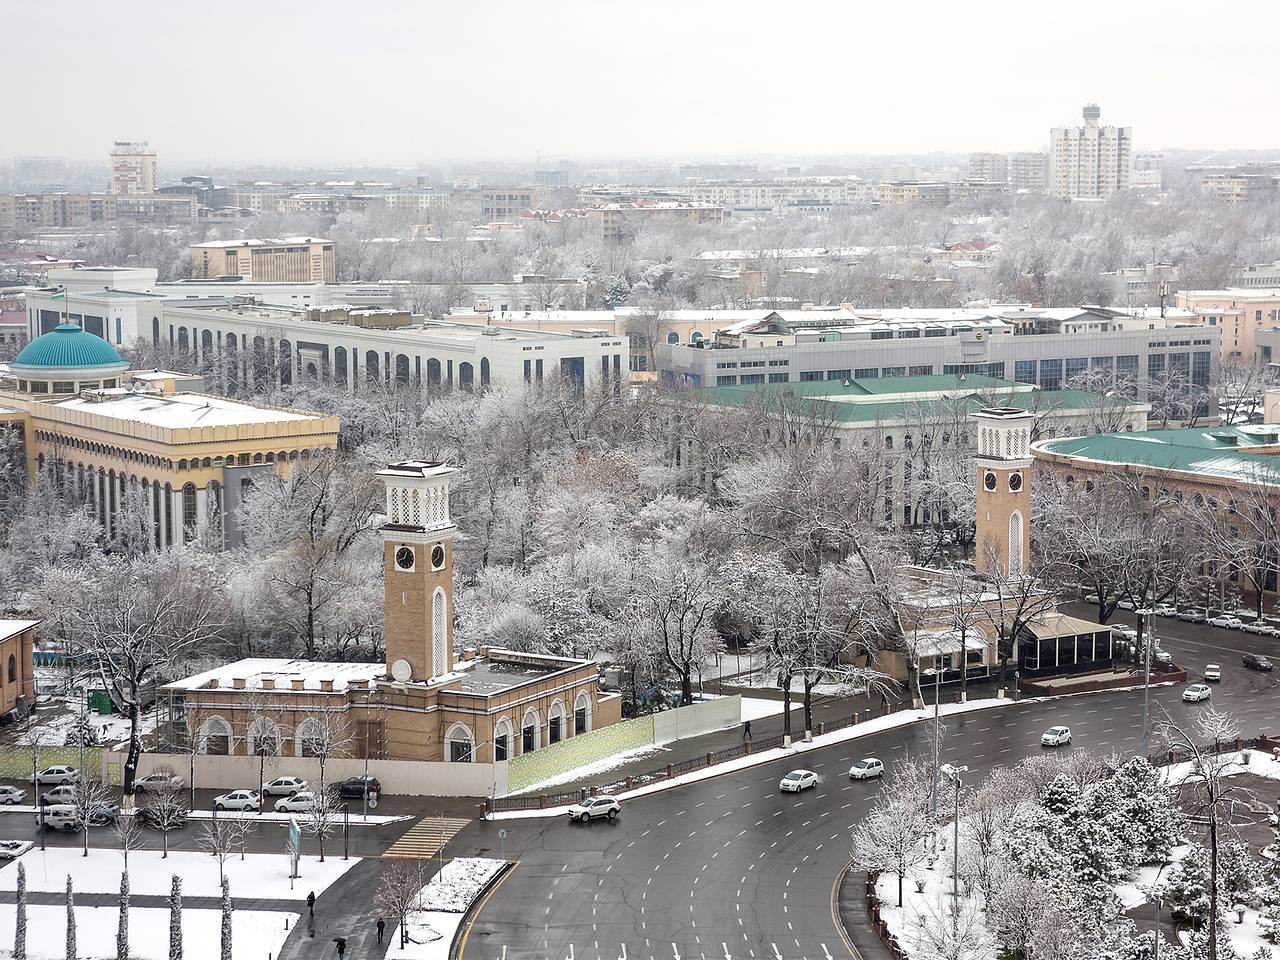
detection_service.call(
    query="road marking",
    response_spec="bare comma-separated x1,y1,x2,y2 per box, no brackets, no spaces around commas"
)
381,816,471,860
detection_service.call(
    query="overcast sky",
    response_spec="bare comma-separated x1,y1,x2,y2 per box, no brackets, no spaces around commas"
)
11,0,1278,166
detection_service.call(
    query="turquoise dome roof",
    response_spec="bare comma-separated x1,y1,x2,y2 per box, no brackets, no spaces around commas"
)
11,324,128,371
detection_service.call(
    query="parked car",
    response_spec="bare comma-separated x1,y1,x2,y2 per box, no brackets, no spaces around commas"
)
261,776,308,797
1208,615,1244,629
1242,621,1278,636
1152,604,1178,618
40,784,79,806
274,791,317,813
779,770,818,793
336,776,381,805
136,804,189,830
1041,726,1073,747
1205,663,1222,681
1243,653,1275,672
1111,625,1138,641
87,801,121,825
848,758,885,780
567,796,621,823
1177,610,1208,623
1183,683,1212,703
35,765,78,785
36,804,81,832
213,790,260,812
0,785,26,805
1117,599,1136,611
133,772,183,793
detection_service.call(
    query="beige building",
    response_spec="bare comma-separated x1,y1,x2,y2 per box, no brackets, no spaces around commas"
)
162,461,620,764
190,238,337,283
1174,289,1280,361
876,181,950,206
1200,173,1279,205
0,193,196,228
585,201,724,243
0,622,36,720
1049,103,1132,200
110,141,156,196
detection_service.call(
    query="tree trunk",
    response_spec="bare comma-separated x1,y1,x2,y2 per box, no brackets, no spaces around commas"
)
1208,808,1219,960
897,869,904,908
802,674,814,735
780,672,793,740
124,700,143,793
680,666,693,706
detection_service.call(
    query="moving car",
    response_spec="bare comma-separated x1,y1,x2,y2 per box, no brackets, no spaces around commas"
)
1183,683,1212,703
1205,663,1222,681
36,805,81,832
133,772,183,793
848,758,885,780
567,796,621,822
1243,653,1275,672
35,765,78,785
274,791,317,813
1176,610,1208,623
780,770,818,792
261,776,308,797
1208,615,1244,629
1242,621,1278,636
1117,599,1136,611
1041,726,1073,747
0,785,26,805
336,776,381,804
40,784,79,806
213,789,260,812
1152,648,1173,665
87,801,121,825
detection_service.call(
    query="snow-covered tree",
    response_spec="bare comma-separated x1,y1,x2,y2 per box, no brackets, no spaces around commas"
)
168,875,182,960
14,862,25,960
117,870,129,960
65,874,75,960
141,781,190,858
220,876,232,960
850,758,932,906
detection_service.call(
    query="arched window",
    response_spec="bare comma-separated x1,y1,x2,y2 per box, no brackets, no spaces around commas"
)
6,655,15,684
366,350,380,382
574,691,592,735
278,340,293,385
666,331,680,344
432,587,448,678
177,327,190,354
548,700,566,745
493,717,512,762
247,717,282,757
1008,510,1024,576
480,357,491,388
445,723,474,763
459,362,474,392
182,482,197,542
691,331,704,344
295,718,326,757
151,317,160,345
521,708,540,753
334,346,348,386
395,354,410,385
427,358,441,388
198,716,233,755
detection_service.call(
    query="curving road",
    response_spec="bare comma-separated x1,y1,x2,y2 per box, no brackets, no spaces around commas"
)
452,617,1279,960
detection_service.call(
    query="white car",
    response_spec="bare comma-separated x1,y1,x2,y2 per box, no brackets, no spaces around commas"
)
133,772,183,793
1152,648,1173,665
1208,615,1244,629
35,765,78,785
213,790,260,812
1111,625,1137,641
1242,621,1277,636
1152,604,1177,618
0,785,26,805
1177,610,1208,623
1205,663,1222,681
1183,683,1212,703
1041,726,1073,747
848,758,885,780
780,770,818,793
261,776,308,797
567,796,621,823
274,791,317,813
1117,599,1136,611
40,784,79,806
36,804,81,833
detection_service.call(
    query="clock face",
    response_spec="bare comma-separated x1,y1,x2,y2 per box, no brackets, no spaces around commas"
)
431,544,446,570
395,546,415,570
1008,472,1023,492
984,471,998,491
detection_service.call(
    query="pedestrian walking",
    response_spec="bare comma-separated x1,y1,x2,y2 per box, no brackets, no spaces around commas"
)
333,936,347,958
579,786,588,804
307,890,315,920
376,918,386,943
743,720,752,742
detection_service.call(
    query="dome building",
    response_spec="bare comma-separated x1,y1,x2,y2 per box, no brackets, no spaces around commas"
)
8,323,130,395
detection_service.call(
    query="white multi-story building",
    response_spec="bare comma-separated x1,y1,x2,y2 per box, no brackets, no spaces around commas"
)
967,153,1008,183
1008,152,1048,192
1048,104,1132,200
109,141,156,196
679,178,870,214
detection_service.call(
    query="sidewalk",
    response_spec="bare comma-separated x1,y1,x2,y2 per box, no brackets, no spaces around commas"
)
839,868,894,960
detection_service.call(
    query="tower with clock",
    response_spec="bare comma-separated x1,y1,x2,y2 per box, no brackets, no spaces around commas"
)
971,407,1034,579
377,461,458,682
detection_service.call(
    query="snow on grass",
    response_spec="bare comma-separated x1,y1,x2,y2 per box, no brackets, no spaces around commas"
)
385,911,461,959
0,904,295,960
418,858,505,913
0,847,358,899
1160,749,1280,786
1114,844,1190,909
875,861,999,960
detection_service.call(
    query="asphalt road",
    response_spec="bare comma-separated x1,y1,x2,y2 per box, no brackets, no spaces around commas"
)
451,614,1279,960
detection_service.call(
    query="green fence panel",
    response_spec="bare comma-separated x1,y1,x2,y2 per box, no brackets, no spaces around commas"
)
505,714,655,795
0,748,105,782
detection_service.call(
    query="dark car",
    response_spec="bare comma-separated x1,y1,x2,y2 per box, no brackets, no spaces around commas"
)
336,776,381,801
1243,653,1274,671
87,801,121,826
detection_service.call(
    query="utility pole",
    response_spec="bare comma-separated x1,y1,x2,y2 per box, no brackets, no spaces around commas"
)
1138,608,1153,758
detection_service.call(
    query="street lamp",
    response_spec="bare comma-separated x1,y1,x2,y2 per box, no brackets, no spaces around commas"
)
939,762,967,904
1137,608,1154,759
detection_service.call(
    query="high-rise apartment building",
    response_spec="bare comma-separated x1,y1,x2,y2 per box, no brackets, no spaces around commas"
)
967,153,1008,183
1048,104,1132,199
109,141,157,195
1008,152,1048,192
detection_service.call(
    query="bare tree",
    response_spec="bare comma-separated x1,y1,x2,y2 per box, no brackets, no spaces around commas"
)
140,781,190,859
114,810,144,868
850,757,933,906
200,814,251,885
295,710,353,794
69,774,115,858
374,860,425,950
301,788,342,863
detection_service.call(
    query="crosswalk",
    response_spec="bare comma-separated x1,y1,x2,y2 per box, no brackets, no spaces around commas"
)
382,816,471,860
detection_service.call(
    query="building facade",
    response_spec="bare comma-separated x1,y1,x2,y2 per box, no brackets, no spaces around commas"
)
1048,104,1132,200
1200,174,1279,204
0,622,36,720
190,238,337,284
1008,152,1048,193
968,153,1009,183
110,141,156,196
1174,289,1280,361
0,193,196,228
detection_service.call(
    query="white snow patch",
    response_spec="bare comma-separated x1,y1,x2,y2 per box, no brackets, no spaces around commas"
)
418,858,504,913
385,911,461,959
1160,749,1280,786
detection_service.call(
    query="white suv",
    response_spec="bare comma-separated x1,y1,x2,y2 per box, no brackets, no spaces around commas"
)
567,796,620,823
1041,726,1072,747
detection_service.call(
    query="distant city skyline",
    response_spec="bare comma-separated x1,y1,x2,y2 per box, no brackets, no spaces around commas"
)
10,0,1280,166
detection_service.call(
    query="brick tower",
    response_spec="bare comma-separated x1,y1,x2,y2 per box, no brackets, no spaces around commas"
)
971,408,1033,578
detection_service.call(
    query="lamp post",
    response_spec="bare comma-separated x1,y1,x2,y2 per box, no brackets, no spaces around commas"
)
940,763,967,904
1013,669,1020,701
930,657,942,828
1138,608,1153,759
1152,895,1162,960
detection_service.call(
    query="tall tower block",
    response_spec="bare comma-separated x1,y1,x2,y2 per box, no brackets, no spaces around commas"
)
377,461,457,682
972,408,1034,578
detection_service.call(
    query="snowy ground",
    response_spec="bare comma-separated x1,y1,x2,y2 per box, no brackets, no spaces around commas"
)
875,858,999,960
0,847,357,899
0,903,295,960
384,858,505,959
1160,749,1280,786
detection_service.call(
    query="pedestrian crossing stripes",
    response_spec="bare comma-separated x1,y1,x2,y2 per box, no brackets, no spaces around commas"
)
382,816,471,860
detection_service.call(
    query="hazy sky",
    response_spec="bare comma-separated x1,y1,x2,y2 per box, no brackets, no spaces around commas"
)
11,0,1279,166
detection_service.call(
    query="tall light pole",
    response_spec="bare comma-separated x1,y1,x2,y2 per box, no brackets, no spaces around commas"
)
940,763,967,905
1138,608,1153,758
930,653,942,827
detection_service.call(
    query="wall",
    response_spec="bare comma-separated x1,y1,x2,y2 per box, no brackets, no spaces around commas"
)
108,750,508,797
652,694,741,743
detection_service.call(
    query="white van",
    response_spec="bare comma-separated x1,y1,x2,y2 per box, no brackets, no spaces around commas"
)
36,805,82,832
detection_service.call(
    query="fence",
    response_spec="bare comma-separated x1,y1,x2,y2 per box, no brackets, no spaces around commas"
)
0,747,106,783
503,695,743,796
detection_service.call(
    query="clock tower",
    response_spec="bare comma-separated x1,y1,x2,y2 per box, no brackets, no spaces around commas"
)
377,461,457,682
972,408,1033,579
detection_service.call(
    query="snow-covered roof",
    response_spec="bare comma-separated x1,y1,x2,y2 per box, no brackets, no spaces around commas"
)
162,658,384,693
0,620,38,640
50,391,320,429
192,237,332,248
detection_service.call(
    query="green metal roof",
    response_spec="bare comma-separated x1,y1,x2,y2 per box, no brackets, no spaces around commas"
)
1038,426,1280,485
11,324,128,372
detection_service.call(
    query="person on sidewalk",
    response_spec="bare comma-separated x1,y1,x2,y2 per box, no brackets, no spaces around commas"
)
307,890,316,920
333,936,347,958
376,918,386,943
742,720,752,742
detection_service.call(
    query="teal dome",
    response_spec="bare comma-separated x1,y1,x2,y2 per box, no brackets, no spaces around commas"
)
11,323,128,371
